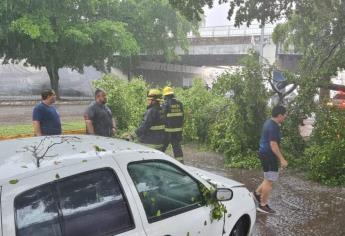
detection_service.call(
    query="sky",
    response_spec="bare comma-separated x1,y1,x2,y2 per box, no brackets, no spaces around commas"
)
203,2,284,27
203,2,232,27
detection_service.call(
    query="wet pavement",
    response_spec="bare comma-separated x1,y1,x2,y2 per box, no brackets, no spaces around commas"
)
183,145,345,236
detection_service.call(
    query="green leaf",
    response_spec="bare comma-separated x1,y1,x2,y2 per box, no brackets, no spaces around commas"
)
10,16,40,39
93,145,106,152
9,179,19,184
65,28,93,45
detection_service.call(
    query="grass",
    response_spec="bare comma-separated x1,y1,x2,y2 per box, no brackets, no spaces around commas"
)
0,121,85,137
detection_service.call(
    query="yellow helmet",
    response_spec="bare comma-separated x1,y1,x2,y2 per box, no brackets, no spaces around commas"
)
163,86,174,96
147,89,162,100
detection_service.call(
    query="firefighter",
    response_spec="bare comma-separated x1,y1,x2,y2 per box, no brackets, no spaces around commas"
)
161,86,184,163
134,89,165,150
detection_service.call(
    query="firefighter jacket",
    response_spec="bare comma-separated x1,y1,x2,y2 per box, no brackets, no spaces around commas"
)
135,103,165,144
162,97,184,133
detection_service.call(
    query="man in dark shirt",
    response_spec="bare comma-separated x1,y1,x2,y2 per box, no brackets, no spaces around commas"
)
84,89,116,137
32,89,61,136
254,105,288,214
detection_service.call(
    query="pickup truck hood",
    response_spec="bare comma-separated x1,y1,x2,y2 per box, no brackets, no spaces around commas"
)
186,166,244,189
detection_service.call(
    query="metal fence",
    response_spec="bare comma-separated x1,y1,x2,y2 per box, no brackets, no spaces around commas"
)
188,25,275,38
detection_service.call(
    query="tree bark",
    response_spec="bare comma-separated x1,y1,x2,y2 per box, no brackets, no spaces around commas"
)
46,65,60,99
319,77,331,100
319,88,330,100
127,56,132,81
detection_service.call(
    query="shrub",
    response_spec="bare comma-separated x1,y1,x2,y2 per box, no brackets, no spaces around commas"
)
280,103,307,168
303,106,345,185
175,78,222,142
93,75,148,132
209,53,268,168
304,140,345,186
94,56,316,173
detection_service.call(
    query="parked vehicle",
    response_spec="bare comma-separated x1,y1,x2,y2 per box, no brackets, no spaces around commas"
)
0,135,256,236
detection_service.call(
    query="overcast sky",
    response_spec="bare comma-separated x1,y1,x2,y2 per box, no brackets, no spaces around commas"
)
203,2,232,27
203,2,283,27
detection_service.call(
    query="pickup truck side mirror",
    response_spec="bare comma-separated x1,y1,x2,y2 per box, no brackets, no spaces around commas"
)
216,188,233,201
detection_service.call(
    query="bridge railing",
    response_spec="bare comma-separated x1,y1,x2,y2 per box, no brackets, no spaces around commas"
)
188,25,274,38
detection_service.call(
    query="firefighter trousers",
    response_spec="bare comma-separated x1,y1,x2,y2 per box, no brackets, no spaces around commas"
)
161,132,183,163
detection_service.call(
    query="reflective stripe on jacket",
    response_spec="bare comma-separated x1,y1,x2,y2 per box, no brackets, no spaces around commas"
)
135,104,165,144
162,97,184,133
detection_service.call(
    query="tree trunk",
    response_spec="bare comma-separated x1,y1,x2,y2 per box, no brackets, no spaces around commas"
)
319,88,330,101
46,65,60,99
127,56,132,81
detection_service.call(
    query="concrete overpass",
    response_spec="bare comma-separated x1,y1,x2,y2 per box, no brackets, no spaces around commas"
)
134,24,301,87
0,24,301,97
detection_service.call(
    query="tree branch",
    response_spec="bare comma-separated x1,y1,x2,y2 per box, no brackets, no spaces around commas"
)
318,40,343,70
25,136,80,167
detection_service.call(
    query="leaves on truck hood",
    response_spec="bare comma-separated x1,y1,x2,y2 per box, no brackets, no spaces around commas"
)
187,166,244,188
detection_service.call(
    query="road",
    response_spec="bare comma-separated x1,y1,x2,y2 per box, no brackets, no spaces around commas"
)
0,103,88,125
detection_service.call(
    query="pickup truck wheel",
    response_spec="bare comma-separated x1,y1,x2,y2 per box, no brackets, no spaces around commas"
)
229,218,246,236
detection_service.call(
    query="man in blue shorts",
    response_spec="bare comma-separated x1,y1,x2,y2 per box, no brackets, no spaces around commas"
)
254,105,288,214
32,89,61,136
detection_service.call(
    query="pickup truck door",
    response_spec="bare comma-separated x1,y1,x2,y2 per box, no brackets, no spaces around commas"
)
114,152,224,236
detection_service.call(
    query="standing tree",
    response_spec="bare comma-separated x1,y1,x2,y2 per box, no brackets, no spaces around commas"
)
0,0,195,98
0,0,139,98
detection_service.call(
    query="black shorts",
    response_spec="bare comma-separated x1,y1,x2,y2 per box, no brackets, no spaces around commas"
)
259,153,279,172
